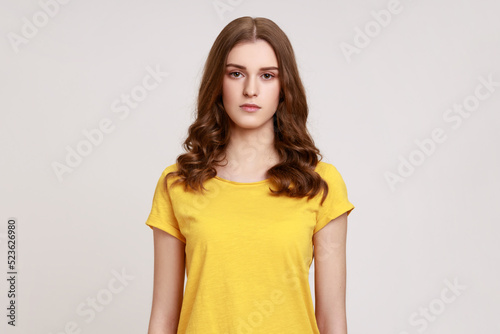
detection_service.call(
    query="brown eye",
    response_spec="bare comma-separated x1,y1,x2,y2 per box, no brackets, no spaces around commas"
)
229,72,242,78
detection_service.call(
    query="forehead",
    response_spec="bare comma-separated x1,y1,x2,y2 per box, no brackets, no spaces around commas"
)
226,39,278,67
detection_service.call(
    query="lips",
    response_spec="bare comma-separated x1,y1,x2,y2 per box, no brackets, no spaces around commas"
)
240,103,261,112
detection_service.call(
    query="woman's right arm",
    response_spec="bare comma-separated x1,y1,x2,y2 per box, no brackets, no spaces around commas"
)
148,227,186,334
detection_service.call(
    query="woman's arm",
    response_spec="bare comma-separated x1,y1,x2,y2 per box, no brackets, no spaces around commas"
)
148,227,186,334
313,212,349,334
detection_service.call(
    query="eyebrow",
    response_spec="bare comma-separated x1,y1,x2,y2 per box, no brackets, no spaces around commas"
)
226,63,279,71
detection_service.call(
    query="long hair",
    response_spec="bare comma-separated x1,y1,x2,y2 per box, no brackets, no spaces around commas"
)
166,16,330,205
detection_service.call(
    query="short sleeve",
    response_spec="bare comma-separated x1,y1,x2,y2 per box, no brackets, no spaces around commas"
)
145,168,186,244
314,164,355,235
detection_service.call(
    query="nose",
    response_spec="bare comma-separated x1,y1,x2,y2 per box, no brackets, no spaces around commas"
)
243,76,258,97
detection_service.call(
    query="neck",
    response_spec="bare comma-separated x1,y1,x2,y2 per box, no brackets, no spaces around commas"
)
221,119,279,169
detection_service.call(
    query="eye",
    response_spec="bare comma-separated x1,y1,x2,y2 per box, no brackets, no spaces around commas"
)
262,73,275,80
229,71,242,78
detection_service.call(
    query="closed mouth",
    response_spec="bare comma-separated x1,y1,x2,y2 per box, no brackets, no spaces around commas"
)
240,104,261,108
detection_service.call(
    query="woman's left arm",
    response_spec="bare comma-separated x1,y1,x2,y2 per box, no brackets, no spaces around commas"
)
313,212,349,334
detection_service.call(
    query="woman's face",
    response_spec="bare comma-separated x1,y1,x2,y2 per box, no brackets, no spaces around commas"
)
222,39,280,131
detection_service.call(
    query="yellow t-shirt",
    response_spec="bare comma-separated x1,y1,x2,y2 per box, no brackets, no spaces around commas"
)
145,161,354,333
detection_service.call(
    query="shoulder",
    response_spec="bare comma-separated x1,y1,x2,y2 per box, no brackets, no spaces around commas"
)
155,163,182,188
315,161,337,176
315,161,346,185
160,162,180,176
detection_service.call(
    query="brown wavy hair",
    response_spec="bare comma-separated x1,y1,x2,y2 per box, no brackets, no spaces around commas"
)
165,16,330,205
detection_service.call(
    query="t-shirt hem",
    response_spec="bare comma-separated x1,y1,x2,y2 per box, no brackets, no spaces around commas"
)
313,203,355,235
146,219,186,244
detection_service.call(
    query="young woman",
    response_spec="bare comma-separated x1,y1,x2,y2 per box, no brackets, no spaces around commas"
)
145,16,355,334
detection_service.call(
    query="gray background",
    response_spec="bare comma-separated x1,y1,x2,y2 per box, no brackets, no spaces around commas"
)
1,0,499,333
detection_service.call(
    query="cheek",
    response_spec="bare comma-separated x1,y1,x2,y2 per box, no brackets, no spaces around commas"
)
222,79,237,101
222,78,238,95
222,80,228,100
266,82,281,102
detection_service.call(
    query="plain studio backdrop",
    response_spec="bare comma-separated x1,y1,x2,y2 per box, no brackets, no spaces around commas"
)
1,0,499,333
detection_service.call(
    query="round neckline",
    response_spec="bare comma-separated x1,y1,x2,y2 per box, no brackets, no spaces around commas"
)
214,175,270,185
